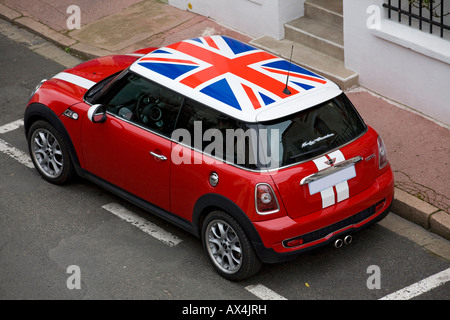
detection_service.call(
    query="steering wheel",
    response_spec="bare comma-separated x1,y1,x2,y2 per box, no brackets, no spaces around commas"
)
136,93,163,126
136,93,156,119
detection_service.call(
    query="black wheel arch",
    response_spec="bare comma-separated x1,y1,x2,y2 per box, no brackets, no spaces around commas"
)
24,103,81,171
192,193,264,246
192,194,298,264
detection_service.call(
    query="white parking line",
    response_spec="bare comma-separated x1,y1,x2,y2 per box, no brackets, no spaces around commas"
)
0,138,34,168
101,202,183,247
379,267,450,300
0,119,34,168
0,119,24,134
245,284,287,300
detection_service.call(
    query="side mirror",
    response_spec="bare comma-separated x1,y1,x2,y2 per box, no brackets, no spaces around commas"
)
87,104,107,123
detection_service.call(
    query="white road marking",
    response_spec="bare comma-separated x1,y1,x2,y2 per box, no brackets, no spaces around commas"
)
0,119,34,168
245,284,287,300
101,202,182,247
0,119,24,134
379,267,450,300
0,138,34,168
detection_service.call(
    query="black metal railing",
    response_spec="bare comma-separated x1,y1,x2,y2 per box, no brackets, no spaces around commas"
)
383,0,450,37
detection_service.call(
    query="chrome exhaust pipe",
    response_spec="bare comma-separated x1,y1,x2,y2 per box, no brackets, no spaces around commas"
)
344,235,352,245
334,238,343,248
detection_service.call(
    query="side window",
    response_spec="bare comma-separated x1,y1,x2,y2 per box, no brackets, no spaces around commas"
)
98,71,183,138
175,99,257,168
175,99,231,158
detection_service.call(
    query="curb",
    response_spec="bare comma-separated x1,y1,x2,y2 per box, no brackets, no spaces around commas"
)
1,4,449,243
392,188,450,241
0,3,107,61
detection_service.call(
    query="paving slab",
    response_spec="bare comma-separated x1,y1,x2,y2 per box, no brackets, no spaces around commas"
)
0,2,20,21
347,90,450,215
68,0,198,52
1,0,143,32
118,14,252,53
430,211,450,241
15,16,77,48
391,188,439,229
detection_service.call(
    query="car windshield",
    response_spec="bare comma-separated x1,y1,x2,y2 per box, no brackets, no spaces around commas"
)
84,70,125,104
255,93,367,169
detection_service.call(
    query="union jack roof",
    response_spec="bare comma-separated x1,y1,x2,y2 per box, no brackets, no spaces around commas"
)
130,35,341,122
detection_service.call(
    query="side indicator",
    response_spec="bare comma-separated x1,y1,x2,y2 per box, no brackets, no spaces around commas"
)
63,109,79,120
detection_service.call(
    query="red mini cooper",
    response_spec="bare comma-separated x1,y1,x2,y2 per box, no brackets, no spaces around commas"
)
25,36,394,281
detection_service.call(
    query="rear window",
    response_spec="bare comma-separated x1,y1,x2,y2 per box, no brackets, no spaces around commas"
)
257,93,367,168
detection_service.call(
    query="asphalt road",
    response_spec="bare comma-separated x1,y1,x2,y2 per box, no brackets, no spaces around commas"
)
0,20,449,307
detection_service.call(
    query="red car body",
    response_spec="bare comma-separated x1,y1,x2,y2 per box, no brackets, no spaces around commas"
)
25,36,394,280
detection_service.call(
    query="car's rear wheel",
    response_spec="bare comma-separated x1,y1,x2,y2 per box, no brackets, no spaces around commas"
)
202,211,262,281
28,120,75,185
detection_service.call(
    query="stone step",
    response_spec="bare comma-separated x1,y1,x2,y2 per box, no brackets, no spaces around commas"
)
250,35,358,90
285,16,344,60
305,0,343,28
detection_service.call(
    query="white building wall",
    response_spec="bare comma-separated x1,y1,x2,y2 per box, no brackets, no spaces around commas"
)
169,0,304,40
344,0,450,126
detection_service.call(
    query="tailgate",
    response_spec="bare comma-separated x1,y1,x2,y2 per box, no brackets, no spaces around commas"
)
271,128,380,219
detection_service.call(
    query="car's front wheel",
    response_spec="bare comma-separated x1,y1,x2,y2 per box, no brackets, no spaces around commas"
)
202,211,262,281
27,120,75,185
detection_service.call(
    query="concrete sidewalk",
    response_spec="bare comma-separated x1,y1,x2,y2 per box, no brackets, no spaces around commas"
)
0,0,251,59
0,0,449,240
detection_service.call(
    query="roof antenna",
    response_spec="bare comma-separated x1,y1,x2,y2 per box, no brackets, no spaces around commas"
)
283,44,294,95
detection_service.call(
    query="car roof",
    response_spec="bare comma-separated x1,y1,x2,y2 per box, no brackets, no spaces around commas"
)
130,35,341,123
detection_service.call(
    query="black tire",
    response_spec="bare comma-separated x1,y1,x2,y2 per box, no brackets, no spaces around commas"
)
202,211,262,281
27,120,75,185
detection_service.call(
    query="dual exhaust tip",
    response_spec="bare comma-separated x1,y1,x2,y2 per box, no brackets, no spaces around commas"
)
334,235,352,248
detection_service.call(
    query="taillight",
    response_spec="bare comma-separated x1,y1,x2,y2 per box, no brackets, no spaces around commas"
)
377,135,388,168
255,183,279,214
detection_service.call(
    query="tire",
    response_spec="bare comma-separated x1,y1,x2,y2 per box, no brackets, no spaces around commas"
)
202,211,262,281
27,120,75,185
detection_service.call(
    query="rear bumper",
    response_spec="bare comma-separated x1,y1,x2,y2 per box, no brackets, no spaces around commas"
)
252,167,394,263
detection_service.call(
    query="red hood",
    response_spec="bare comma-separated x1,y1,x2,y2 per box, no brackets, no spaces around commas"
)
28,54,141,115
66,54,139,83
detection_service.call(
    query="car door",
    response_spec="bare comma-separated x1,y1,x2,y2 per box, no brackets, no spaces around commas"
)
80,71,183,212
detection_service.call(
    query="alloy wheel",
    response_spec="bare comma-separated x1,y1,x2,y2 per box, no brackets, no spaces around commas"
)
31,128,64,179
206,219,243,274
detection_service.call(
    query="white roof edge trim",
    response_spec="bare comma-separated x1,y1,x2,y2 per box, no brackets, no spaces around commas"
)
255,86,342,122
129,37,342,123
132,61,342,123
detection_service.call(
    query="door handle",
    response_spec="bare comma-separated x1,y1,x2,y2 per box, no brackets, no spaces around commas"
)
149,151,167,161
